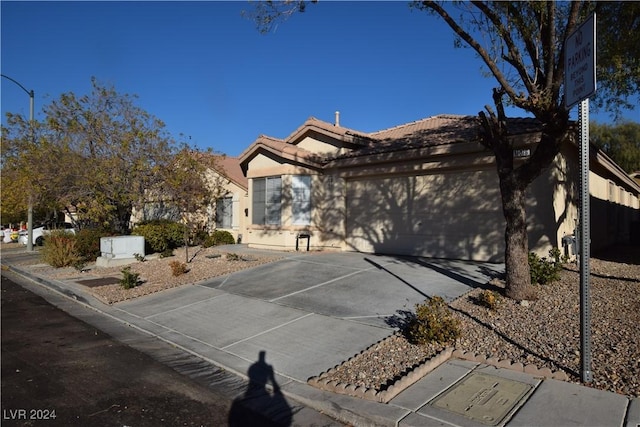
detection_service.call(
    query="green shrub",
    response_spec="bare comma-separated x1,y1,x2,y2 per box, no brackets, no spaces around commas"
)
404,296,461,345
203,230,236,247
40,231,82,268
529,248,563,285
132,220,186,254
160,248,174,258
75,228,113,263
169,260,188,276
120,266,140,289
191,230,209,246
202,235,215,248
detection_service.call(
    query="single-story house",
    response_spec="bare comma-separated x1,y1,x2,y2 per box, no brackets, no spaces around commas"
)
237,114,640,262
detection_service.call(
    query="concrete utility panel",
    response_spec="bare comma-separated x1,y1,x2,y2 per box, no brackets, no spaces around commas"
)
96,235,144,267
431,372,532,426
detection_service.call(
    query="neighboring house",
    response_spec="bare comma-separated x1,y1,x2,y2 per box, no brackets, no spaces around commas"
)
205,155,249,243
238,114,640,261
133,155,248,243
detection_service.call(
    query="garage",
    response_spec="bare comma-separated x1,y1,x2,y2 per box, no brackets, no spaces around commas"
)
345,169,506,261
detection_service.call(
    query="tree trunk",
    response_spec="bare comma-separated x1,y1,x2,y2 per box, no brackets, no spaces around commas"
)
184,224,190,264
499,174,535,301
115,204,133,234
479,88,569,301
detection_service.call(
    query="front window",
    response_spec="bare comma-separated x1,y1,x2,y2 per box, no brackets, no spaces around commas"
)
252,177,282,225
292,175,311,225
215,196,233,229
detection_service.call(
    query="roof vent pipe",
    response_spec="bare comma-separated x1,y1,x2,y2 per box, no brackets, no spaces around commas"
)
335,111,340,127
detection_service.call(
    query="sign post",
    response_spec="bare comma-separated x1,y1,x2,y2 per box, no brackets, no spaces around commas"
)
564,13,596,384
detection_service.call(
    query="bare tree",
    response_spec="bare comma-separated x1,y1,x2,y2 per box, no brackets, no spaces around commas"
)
160,148,224,263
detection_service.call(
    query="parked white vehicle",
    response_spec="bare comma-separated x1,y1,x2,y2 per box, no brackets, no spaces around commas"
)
18,222,76,246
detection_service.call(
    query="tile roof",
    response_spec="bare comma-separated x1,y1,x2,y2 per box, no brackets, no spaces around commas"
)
285,117,374,146
369,114,479,140
238,134,325,170
326,115,543,161
213,155,248,190
239,114,544,168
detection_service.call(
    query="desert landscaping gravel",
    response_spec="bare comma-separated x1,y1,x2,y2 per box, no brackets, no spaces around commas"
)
19,245,640,398
28,246,281,304
321,249,640,398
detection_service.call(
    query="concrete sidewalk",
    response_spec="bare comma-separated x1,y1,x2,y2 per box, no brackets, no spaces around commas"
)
2,245,638,427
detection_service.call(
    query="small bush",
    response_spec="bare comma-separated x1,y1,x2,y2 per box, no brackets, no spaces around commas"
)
225,252,241,261
75,228,113,263
120,266,140,289
404,296,460,345
40,231,82,268
132,220,185,254
202,235,215,248
160,248,174,258
529,248,563,285
191,230,209,247
476,290,501,311
134,253,146,262
203,230,236,247
169,260,188,276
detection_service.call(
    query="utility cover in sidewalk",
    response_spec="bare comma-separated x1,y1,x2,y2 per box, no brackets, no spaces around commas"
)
431,372,532,426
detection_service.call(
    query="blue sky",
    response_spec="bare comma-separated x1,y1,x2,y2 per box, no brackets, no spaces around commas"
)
2,1,638,157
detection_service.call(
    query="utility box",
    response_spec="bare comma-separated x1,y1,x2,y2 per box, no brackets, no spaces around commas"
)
96,236,145,267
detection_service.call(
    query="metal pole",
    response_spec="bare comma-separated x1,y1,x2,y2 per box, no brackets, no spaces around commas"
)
27,89,35,252
1,74,35,251
579,98,592,383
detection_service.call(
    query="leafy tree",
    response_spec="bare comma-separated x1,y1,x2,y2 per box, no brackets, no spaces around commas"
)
1,115,68,224
42,78,175,232
590,121,640,174
2,79,177,233
590,2,640,118
247,1,638,300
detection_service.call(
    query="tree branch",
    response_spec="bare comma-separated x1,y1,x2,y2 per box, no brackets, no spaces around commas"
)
471,1,535,99
420,1,522,106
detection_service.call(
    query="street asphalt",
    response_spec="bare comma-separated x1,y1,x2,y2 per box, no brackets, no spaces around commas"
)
2,244,638,427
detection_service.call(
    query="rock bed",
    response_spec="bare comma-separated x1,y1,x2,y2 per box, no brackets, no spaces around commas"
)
27,246,281,304
315,252,640,398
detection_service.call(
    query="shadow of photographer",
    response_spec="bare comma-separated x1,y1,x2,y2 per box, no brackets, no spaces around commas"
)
228,350,292,427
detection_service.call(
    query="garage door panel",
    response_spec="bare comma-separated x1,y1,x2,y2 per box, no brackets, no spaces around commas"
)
346,171,505,261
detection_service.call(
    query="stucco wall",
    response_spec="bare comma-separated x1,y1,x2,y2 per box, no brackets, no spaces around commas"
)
344,169,505,261
243,134,640,259
296,135,340,155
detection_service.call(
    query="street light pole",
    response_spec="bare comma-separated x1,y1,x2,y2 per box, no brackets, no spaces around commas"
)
2,74,35,252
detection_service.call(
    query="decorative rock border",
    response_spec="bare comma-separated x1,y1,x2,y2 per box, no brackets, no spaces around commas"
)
451,349,570,381
308,334,454,403
308,338,571,403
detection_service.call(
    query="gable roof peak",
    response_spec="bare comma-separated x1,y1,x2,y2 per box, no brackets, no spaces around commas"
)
284,115,370,145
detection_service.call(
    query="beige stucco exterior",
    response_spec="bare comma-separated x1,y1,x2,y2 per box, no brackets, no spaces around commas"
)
132,156,249,243
238,115,640,261
202,167,248,242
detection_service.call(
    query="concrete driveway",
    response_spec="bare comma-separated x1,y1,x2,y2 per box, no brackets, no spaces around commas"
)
203,252,502,327
114,250,503,386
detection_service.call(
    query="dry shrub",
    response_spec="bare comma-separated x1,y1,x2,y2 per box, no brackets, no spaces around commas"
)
169,260,188,276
